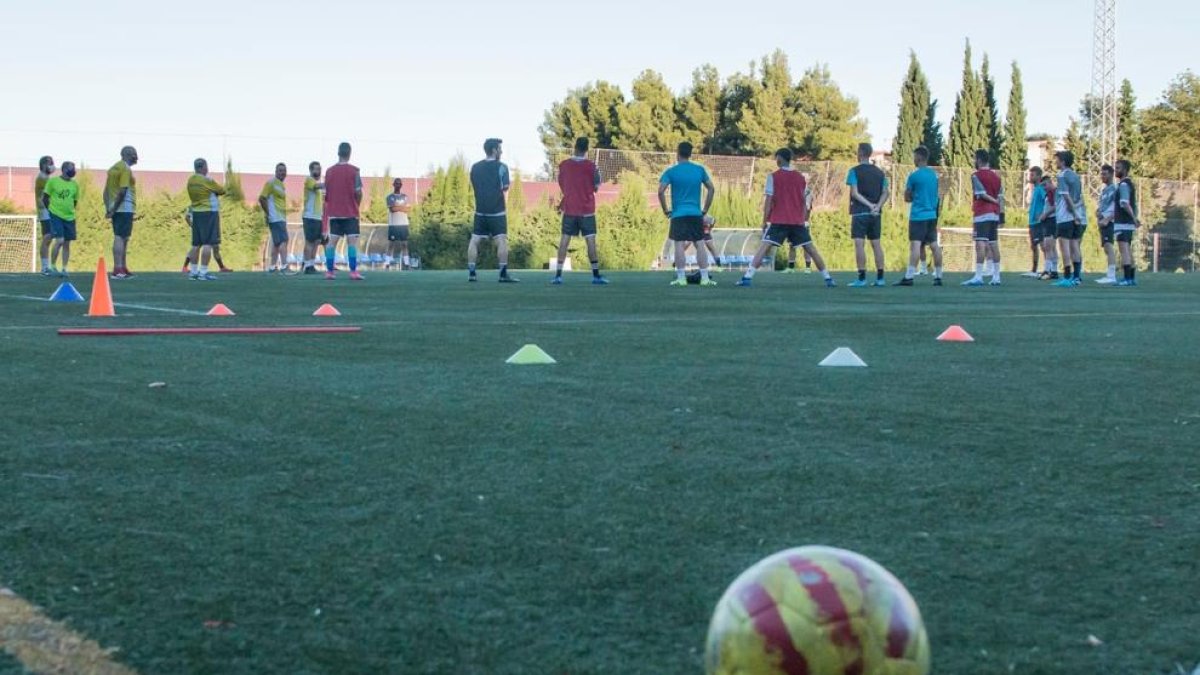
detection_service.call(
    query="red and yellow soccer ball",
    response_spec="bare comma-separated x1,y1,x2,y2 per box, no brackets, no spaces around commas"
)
705,546,930,675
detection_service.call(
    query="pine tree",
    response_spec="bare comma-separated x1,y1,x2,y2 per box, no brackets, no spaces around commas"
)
615,70,682,151
946,41,989,168
1116,78,1144,165
893,52,932,165
981,54,1003,165
922,99,945,165
677,65,722,153
1064,118,1087,165
999,62,1028,173
507,169,526,226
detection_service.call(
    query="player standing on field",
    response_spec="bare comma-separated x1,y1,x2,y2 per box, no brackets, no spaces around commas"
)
783,180,815,274
468,138,518,283
42,162,79,278
896,145,943,286
659,142,716,287
1113,159,1140,286
1094,164,1119,284
386,178,411,270
963,149,1004,287
35,156,58,276
324,142,365,281
104,145,138,279
1037,174,1059,280
736,148,834,288
846,142,888,287
259,163,291,274
553,137,607,285
1024,167,1046,277
301,161,325,274
1053,150,1087,287
185,158,225,281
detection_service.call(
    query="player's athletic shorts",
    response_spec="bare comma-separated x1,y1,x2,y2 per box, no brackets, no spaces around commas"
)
268,221,289,246
1040,219,1057,240
562,215,597,237
40,218,51,237
850,213,882,240
973,221,999,242
473,214,508,238
191,211,220,246
111,212,134,238
1056,221,1084,240
669,215,705,242
763,224,811,247
387,226,410,242
1115,228,1135,244
1099,224,1115,244
302,218,324,243
329,217,360,237
909,219,938,245
49,214,77,241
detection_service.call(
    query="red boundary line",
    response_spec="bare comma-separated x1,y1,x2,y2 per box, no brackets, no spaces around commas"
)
58,326,361,336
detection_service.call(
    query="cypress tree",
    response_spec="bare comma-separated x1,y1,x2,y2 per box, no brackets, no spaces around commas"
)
981,54,1003,165
922,99,945,165
947,41,989,168
1116,78,1144,165
999,62,1028,173
893,52,932,164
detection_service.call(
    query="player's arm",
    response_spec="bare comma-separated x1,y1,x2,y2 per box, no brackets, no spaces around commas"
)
42,191,50,210
904,175,914,204
762,194,773,228
354,171,363,206
257,187,271,221
1118,183,1138,226
972,175,1000,205
874,178,890,212
1060,182,1078,214
657,180,670,217
210,177,227,196
701,175,715,215
499,164,511,194
106,187,127,218
593,165,601,193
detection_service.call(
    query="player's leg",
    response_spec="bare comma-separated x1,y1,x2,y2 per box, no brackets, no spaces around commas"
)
803,243,813,271
385,237,396,268
870,238,885,285
1098,227,1117,283
988,239,1002,285
695,233,714,285
399,240,410,270
851,226,868,286
796,226,834,287
584,230,605,284
1028,229,1040,276
213,245,228,272
467,234,481,281
671,238,688,286
346,233,362,280
1042,231,1058,278
39,220,53,274
1055,227,1072,284
917,244,928,275
1117,233,1135,284
705,237,722,268
737,227,780,286
929,240,944,284
1071,235,1083,284
496,233,518,282
554,216,574,282
326,233,341,279
898,238,921,285
964,234,987,286
784,243,797,273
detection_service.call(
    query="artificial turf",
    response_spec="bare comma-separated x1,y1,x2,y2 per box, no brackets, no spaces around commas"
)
1,268,1198,674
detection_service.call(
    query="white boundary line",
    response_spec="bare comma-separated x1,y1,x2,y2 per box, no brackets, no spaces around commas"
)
0,586,137,674
0,293,207,316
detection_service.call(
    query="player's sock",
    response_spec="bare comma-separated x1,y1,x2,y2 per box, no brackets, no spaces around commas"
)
348,246,358,272
554,264,563,279
700,269,710,282
1073,259,1082,279
805,260,812,270
787,261,795,270
973,263,985,280
934,266,943,279
325,248,335,271
857,269,866,281
744,266,757,279
41,257,50,270
676,268,686,281
1107,264,1117,279
499,264,509,278
713,257,722,267
199,264,208,275
905,265,916,280
591,260,600,278
876,269,884,281
1130,267,1136,281
821,270,831,280
1122,264,1131,280
403,255,410,267
189,263,198,274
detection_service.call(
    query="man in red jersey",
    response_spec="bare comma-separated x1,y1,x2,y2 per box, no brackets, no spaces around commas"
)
323,142,364,280
736,148,834,288
552,137,607,285
963,148,1004,286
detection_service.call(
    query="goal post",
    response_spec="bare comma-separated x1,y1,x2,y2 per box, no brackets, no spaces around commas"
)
0,215,37,273
937,227,1037,273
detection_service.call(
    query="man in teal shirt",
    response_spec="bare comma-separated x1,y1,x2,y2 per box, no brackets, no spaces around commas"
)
658,142,716,287
1025,167,1047,277
896,146,942,286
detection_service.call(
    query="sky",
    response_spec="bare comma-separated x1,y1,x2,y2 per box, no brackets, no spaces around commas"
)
3,0,1196,178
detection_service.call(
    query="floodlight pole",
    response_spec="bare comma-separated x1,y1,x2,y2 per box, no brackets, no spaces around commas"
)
1088,0,1118,192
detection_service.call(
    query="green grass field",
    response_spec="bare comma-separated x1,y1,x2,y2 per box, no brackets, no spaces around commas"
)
2,268,1198,674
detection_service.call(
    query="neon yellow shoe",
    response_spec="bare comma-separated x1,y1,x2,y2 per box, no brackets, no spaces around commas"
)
700,278,717,287
670,278,687,287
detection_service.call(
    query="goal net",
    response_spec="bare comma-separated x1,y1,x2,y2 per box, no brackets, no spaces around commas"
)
938,227,1036,273
0,215,37,273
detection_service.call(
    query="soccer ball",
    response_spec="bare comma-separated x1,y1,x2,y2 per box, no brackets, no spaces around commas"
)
705,546,930,675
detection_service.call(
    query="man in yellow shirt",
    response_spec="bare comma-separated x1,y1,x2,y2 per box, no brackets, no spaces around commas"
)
104,145,138,278
301,161,325,274
185,158,226,281
259,163,291,273
34,155,58,275
42,162,80,278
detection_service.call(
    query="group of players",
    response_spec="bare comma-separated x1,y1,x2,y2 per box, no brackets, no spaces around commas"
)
31,137,1141,287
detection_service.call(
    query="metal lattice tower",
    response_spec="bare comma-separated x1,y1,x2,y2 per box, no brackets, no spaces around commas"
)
1089,0,1118,183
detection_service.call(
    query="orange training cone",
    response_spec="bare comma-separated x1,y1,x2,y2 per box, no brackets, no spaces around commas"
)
87,258,115,317
936,325,975,342
207,303,236,316
313,303,341,317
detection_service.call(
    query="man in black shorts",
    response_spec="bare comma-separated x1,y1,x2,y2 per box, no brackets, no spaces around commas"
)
846,142,889,286
895,146,943,285
658,142,716,287
1113,159,1140,286
553,137,607,284
736,148,834,288
467,138,518,282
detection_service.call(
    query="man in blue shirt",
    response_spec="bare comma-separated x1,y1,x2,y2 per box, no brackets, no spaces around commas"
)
1024,167,1047,277
896,145,942,286
658,142,716,287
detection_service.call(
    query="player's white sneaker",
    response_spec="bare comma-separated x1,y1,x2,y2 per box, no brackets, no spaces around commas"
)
1095,277,1117,285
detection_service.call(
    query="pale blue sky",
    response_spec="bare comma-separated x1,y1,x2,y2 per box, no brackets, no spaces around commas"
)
3,0,1196,177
